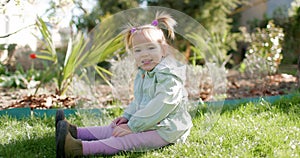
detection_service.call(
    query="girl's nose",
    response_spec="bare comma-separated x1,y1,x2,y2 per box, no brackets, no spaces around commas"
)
139,50,149,57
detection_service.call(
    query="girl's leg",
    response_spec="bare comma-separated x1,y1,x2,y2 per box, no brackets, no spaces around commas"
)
77,124,114,141
82,130,169,155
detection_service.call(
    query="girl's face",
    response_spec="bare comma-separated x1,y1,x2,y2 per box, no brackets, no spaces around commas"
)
131,32,165,71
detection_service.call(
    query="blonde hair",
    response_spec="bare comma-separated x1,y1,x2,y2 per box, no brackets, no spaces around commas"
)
122,12,177,51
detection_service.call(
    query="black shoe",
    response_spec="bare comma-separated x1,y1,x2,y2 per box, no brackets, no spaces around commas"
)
56,120,68,158
56,109,65,128
56,120,83,158
55,109,77,138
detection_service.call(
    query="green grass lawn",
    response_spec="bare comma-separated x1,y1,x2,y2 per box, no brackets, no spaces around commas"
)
1,96,300,158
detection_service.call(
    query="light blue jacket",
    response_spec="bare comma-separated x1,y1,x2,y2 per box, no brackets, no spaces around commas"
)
123,56,193,143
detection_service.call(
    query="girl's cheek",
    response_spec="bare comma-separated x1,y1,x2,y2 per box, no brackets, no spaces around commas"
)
134,53,140,59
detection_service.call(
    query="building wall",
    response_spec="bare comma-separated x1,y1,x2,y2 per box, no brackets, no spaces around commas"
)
266,0,293,16
240,0,267,27
0,1,38,51
240,0,293,28
0,0,72,52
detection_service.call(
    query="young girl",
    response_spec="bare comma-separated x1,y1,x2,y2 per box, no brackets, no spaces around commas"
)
56,12,193,157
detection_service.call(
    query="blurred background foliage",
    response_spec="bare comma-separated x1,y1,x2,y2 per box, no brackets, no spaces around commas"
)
0,0,299,89
46,0,299,67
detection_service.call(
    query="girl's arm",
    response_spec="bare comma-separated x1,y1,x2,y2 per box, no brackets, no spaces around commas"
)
121,70,144,120
122,98,139,120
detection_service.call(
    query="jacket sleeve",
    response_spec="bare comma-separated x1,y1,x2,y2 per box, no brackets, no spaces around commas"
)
122,70,143,120
123,100,137,120
127,72,184,132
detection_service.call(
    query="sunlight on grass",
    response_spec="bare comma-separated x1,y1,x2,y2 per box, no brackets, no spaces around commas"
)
0,96,299,157
0,116,56,157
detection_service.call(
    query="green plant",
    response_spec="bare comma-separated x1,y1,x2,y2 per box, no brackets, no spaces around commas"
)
0,73,27,88
188,31,237,67
0,63,8,75
34,17,125,96
240,20,284,75
283,0,300,63
0,63,44,89
185,32,228,102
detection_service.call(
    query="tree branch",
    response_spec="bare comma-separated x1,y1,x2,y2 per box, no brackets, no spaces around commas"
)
0,23,35,38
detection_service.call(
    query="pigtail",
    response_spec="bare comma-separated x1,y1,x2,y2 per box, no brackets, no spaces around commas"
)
155,12,177,40
121,11,177,50
121,24,134,51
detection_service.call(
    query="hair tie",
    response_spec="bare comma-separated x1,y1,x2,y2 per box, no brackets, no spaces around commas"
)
131,28,137,33
151,20,158,26
130,19,158,34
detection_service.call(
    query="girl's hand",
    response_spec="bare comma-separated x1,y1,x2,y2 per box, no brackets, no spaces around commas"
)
112,124,133,137
112,117,128,127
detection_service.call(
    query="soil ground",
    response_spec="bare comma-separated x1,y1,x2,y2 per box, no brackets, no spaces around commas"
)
0,69,298,110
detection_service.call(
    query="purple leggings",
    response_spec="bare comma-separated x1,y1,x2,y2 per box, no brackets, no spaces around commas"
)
77,124,169,155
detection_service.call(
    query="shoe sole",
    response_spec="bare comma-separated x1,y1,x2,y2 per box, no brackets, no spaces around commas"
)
56,120,68,158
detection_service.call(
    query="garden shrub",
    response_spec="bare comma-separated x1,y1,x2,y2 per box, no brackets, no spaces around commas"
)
283,0,300,64
239,20,284,75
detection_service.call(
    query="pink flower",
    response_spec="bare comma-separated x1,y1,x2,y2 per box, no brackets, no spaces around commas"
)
29,53,37,59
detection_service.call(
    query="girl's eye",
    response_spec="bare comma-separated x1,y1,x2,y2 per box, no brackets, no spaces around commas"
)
148,46,156,50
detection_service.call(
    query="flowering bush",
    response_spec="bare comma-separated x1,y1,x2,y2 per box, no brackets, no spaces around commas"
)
240,20,284,75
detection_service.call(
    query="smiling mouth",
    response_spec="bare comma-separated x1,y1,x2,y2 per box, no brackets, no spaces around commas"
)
142,59,153,65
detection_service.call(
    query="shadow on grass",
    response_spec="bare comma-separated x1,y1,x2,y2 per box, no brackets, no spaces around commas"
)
0,132,156,158
0,135,148,158
0,133,56,158
192,93,300,120
220,93,300,116
101,144,172,158
0,114,169,158
272,94,300,115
